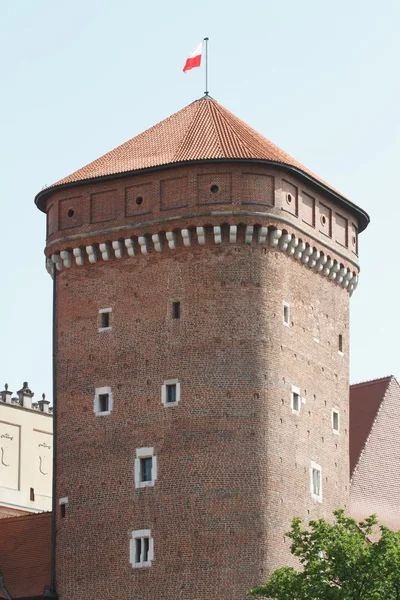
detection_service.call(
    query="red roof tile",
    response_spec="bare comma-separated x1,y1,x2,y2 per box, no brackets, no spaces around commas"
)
0,512,51,599
350,376,392,474
35,97,369,230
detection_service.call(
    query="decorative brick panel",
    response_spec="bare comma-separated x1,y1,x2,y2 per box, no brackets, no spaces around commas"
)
125,182,155,216
241,173,274,206
197,172,232,204
90,189,118,223
59,196,85,230
160,176,188,210
301,191,315,227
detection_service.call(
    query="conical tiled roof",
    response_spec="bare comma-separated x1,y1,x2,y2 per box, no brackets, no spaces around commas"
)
35,97,369,230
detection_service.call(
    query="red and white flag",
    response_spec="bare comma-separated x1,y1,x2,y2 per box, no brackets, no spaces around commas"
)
183,41,203,73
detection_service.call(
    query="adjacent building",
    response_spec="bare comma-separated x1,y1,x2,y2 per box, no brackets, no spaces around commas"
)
0,383,53,518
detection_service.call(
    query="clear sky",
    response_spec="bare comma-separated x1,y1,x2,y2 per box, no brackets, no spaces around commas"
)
1,0,399,401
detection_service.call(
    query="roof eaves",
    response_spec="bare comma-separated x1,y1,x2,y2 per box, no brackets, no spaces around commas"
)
34,158,370,231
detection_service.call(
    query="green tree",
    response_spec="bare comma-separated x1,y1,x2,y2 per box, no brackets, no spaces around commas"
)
249,509,400,600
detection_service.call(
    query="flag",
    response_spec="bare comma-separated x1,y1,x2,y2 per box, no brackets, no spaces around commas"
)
183,42,203,73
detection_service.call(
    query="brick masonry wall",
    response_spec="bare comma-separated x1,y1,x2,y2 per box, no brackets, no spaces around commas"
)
350,378,400,530
53,219,350,600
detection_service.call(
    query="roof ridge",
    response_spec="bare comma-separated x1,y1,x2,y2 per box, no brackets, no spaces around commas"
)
0,511,51,523
211,101,263,158
350,375,393,388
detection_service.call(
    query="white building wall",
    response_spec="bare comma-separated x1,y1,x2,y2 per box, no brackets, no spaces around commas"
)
0,403,53,516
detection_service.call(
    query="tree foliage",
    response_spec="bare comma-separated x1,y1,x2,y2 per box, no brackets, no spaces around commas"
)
249,510,400,600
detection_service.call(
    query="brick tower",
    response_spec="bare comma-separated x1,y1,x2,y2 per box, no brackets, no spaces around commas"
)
35,97,369,600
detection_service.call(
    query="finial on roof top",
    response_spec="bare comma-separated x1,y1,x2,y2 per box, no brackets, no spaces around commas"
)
204,37,209,97
42,393,46,400
5,384,8,391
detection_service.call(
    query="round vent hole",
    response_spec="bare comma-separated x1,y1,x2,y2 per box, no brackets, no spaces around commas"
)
210,185,219,193
136,196,143,205
287,193,292,204
67,209,75,218
321,215,327,225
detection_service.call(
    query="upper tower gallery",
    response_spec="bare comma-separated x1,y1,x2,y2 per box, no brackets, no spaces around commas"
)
34,97,369,600
36,96,368,280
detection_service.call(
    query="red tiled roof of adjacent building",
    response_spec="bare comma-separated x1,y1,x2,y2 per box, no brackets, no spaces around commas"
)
0,512,51,599
350,376,392,474
34,97,369,230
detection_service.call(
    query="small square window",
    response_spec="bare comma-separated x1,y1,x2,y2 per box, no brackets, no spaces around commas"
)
162,380,180,406
310,462,322,502
332,409,340,434
135,448,157,488
172,301,180,319
98,308,112,332
283,302,290,326
130,530,154,568
94,386,113,416
291,386,301,415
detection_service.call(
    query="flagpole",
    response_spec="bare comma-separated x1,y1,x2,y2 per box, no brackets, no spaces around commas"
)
204,37,209,96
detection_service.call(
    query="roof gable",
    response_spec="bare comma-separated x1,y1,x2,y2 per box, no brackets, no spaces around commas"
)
350,376,392,474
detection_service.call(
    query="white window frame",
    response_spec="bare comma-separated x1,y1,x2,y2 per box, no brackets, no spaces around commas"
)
291,385,301,416
98,307,112,332
130,529,154,568
283,301,290,327
310,461,322,503
94,386,113,417
161,379,181,407
134,448,157,488
332,408,340,435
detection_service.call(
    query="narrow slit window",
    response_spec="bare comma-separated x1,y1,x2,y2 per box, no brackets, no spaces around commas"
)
30,488,35,502
312,468,321,497
332,410,340,433
291,388,301,415
283,302,290,326
166,384,176,404
141,457,153,483
98,394,109,413
310,462,322,502
338,334,343,353
101,312,109,328
172,301,181,319
60,504,66,518
143,537,150,562
135,538,142,564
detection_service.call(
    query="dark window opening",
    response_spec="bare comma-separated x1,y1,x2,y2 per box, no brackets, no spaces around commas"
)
141,457,153,482
67,208,75,218
143,537,149,562
333,411,339,432
283,304,289,325
172,301,180,319
339,334,343,353
210,185,219,193
60,504,66,518
101,312,110,328
166,384,177,404
136,196,143,205
292,393,300,413
98,394,109,413
135,538,142,563
30,488,35,502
